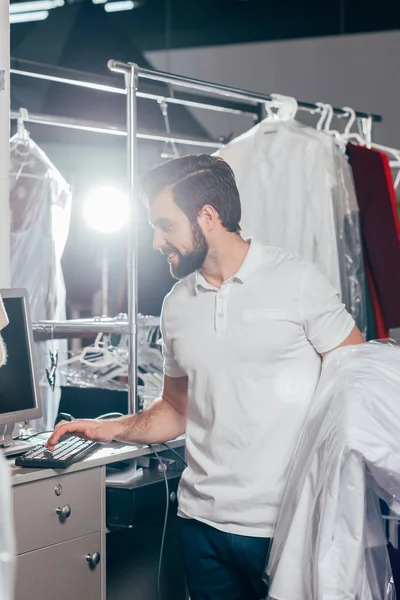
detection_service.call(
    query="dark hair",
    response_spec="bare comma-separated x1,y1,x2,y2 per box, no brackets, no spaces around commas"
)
141,154,241,233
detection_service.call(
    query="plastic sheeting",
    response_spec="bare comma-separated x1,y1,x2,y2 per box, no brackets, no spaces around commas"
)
9,131,71,430
0,451,14,600
0,294,14,600
332,142,367,339
215,120,367,338
267,341,400,600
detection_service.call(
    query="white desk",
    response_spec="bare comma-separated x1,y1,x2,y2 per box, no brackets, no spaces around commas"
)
10,439,186,600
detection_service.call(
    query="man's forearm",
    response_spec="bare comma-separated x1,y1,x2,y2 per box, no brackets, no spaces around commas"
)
112,398,186,445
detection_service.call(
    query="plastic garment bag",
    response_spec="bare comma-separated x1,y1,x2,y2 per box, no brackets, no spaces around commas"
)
267,342,400,600
215,119,342,295
331,142,367,339
9,133,71,430
215,121,367,335
0,296,14,600
297,128,367,338
0,294,8,367
0,452,14,600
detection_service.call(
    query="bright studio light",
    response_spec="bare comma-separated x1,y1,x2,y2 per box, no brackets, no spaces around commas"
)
82,186,129,233
104,1,134,12
9,9,49,23
10,0,64,13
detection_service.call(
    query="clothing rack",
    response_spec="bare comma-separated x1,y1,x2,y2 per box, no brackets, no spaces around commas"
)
9,60,383,415
9,110,223,149
32,315,160,340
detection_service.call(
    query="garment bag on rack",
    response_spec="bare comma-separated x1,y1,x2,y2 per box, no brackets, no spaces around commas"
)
267,342,400,600
331,138,367,338
296,106,367,337
9,125,71,431
215,98,367,334
0,451,13,600
215,97,342,295
0,296,14,600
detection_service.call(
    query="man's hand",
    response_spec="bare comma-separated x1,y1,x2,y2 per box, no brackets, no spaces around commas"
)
46,419,122,451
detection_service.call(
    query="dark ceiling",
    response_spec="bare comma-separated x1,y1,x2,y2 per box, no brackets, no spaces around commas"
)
10,0,400,58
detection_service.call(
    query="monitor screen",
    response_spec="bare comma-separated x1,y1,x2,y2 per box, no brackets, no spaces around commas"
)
0,291,41,422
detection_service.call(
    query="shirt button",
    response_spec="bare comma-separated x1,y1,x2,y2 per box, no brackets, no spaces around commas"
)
218,294,224,299
217,313,223,318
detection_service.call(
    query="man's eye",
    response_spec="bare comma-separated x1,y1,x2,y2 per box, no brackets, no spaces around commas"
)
162,224,172,232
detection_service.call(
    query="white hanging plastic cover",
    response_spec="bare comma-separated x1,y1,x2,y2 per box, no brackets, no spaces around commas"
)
9,132,71,430
0,294,8,366
267,341,400,600
0,295,14,600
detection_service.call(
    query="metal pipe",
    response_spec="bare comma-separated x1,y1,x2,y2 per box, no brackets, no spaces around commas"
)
125,64,139,416
10,68,256,117
32,315,160,337
108,60,383,123
9,110,223,148
10,68,126,95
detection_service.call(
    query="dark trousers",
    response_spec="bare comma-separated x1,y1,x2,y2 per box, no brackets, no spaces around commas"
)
179,517,271,600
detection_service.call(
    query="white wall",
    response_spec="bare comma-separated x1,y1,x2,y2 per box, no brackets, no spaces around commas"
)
0,2,10,288
146,31,400,147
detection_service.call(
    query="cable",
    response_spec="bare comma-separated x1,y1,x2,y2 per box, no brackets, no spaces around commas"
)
13,430,53,441
148,445,170,600
162,442,188,468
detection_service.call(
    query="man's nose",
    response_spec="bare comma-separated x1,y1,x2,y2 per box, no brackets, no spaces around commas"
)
153,230,166,251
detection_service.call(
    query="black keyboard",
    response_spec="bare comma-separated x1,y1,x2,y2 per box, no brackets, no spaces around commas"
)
15,436,99,469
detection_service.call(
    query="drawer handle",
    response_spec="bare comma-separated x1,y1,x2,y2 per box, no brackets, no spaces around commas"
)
56,504,72,522
86,552,101,569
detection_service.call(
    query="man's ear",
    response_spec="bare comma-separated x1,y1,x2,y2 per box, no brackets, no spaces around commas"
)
199,204,220,231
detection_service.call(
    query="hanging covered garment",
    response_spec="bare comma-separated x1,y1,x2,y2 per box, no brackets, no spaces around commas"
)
331,142,367,338
267,342,400,600
0,295,14,600
0,452,14,600
9,133,71,430
215,120,341,292
0,294,8,367
216,119,367,334
347,144,400,331
281,122,367,336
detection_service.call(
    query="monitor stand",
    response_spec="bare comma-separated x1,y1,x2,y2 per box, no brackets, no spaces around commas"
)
0,422,41,458
0,423,15,449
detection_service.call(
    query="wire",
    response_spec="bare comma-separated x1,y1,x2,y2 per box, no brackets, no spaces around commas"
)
148,445,170,600
13,430,53,441
146,442,187,600
162,442,188,468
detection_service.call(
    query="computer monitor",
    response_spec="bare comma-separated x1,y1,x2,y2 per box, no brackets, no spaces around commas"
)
0,288,42,447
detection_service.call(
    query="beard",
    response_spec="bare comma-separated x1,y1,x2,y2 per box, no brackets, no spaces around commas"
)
166,222,208,280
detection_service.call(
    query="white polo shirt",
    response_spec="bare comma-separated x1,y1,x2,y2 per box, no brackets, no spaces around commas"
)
161,239,355,537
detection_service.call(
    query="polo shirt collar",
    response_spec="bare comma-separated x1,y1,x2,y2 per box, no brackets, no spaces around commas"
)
194,238,262,294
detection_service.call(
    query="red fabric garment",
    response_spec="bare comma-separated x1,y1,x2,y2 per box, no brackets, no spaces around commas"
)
347,143,400,330
366,267,388,339
380,151,400,243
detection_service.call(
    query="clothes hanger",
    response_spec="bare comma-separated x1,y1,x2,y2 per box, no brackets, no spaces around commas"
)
322,103,344,142
340,106,366,145
10,108,48,181
263,94,298,123
342,106,400,170
40,333,124,387
159,95,179,160
272,94,298,121
315,102,329,131
16,108,30,143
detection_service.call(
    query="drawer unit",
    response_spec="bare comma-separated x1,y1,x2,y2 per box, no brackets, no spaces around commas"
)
15,532,102,600
14,467,102,554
